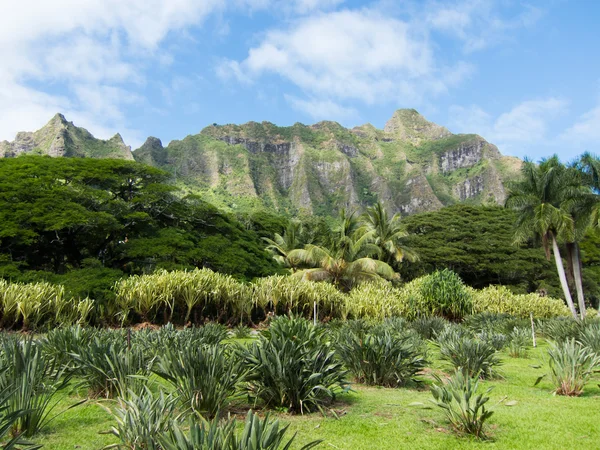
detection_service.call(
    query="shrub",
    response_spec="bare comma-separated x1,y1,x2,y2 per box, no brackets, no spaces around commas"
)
335,327,427,387
472,286,569,319
153,344,243,418
232,325,253,339
0,338,74,437
40,325,98,369
543,339,600,396
410,270,473,320
437,333,502,379
464,312,527,334
0,378,42,449
70,335,151,398
477,331,509,351
430,370,494,439
239,317,348,414
343,282,408,320
578,322,600,354
538,318,583,342
106,388,178,450
508,328,531,358
410,317,448,340
160,411,322,450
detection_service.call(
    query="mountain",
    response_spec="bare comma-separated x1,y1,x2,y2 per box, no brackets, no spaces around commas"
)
0,113,134,160
135,109,521,216
1,109,521,216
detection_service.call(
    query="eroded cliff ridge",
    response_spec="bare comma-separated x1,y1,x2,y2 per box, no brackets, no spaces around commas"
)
135,109,521,215
2,109,521,216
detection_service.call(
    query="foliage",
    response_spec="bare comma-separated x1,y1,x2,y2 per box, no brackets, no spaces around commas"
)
508,328,531,358
0,379,42,450
232,325,252,339
436,332,502,379
0,156,279,283
400,205,558,293
335,326,426,387
343,282,408,320
105,388,178,450
239,316,348,413
430,370,494,439
463,312,528,334
153,343,243,418
410,316,448,340
411,269,473,320
538,318,583,341
471,285,569,319
69,334,151,398
160,411,322,450
0,337,73,437
577,322,600,354
544,339,600,396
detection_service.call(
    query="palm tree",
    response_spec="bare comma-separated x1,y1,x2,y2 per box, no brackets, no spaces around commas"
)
287,210,397,291
506,156,578,319
262,220,305,271
360,201,418,265
566,153,600,317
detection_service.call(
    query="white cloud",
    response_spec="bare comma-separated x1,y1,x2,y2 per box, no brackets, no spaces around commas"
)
0,0,230,145
561,106,600,143
285,95,358,121
426,0,544,52
448,98,567,155
220,8,471,114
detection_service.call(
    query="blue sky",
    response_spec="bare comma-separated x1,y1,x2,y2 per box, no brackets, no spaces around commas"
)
1,0,598,161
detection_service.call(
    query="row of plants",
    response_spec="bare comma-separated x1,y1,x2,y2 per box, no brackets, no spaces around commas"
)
0,314,599,446
0,269,570,330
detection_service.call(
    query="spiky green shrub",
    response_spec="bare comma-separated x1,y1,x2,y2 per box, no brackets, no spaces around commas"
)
430,370,494,439
477,331,509,351
40,325,98,369
232,325,253,339
160,411,322,450
153,344,243,418
578,322,600,354
0,338,74,437
409,270,472,320
0,378,42,449
538,318,583,342
105,388,178,450
544,339,600,396
410,316,448,340
471,285,569,318
70,335,150,398
464,312,527,334
508,328,531,358
239,316,348,414
335,327,426,387
436,333,501,379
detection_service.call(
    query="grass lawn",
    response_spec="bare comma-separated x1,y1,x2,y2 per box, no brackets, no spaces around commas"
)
35,340,600,449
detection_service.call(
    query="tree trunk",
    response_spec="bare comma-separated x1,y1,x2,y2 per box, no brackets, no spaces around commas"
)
571,243,586,320
552,235,578,319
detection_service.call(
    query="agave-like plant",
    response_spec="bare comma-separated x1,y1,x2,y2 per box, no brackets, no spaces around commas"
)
543,339,600,396
239,316,349,414
70,334,151,398
153,343,244,418
105,388,179,450
0,337,77,437
335,326,426,387
430,370,494,439
436,332,502,379
160,410,322,450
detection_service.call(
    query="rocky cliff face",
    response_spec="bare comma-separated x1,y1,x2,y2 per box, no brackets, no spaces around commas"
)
0,114,134,160
2,109,521,216
133,109,522,216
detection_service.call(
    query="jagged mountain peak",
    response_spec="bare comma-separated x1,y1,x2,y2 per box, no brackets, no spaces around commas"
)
0,114,134,160
384,109,452,143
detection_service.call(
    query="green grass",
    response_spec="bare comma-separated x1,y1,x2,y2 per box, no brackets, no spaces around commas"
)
33,340,600,449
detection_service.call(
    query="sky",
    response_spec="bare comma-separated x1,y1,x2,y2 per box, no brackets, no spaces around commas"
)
0,0,598,161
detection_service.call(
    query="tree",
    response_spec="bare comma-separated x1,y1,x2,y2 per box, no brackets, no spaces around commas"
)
506,156,579,319
360,201,418,266
262,220,305,270
287,210,397,291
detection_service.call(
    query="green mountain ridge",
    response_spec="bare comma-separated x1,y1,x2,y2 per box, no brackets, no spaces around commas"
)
1,109,522,216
